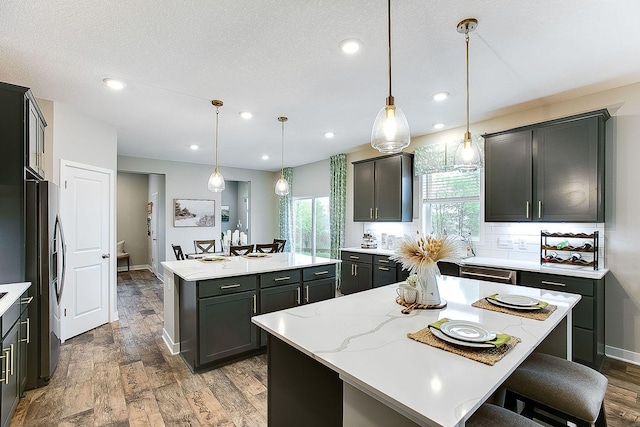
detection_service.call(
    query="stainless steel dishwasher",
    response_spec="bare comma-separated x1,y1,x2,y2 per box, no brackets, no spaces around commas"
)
460,265,517,284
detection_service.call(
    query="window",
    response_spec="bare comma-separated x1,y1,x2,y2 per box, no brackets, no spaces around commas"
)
422,170,481,238
292,196,330,257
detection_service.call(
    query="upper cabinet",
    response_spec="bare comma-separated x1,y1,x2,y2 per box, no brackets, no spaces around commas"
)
26,93,46,179
353,153,413,222
484,110,609,223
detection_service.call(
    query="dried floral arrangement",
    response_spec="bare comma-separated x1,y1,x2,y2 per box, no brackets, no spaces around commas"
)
391,231,462,275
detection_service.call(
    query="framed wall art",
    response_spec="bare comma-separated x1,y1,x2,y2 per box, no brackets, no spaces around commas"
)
174,199,215,227
221,205,230,222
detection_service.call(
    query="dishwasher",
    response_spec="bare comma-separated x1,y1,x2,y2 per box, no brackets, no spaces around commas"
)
460,265,517,284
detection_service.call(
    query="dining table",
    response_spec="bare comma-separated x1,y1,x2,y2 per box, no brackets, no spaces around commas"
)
252,275,581,427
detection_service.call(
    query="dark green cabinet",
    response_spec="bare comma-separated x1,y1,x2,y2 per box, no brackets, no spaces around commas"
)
518,271,604,370
0,290,26,427
484,110,608,222
302,265,336,304
353,153,413,222
340,252,373,295
373,255,396,288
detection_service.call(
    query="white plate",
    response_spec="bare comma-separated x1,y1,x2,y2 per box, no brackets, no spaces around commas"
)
440,320,496,343
429,327,494,348
494,294,540,307
486,297,542,311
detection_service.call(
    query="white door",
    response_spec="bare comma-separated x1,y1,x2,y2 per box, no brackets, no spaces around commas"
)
151,192,158,277
59,161,113,341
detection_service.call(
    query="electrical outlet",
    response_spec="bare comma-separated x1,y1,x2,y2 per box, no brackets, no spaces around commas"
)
518,239,527,250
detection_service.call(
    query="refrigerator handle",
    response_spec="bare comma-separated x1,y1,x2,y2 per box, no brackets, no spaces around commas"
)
55,214,67,305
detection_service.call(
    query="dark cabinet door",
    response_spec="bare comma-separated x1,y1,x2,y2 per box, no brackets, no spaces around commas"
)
340,261,372,295
19,308,28,396
485,130,533,222
373,265,396,288
304,278,335,304
260,283,301,346
198,291,258,365
1,323,19,427
354,263,373,293
340,261,357,295
536,118,601,222
353,161,375,221
374,155,403,221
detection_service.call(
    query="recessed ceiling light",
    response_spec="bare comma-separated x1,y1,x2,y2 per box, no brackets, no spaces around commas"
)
433,123,445,129
103,78,125,90
261,154,269,160
324,132,335,138
339,38,362,54
240,111,253,120
190,144,199,150
432,92,449,101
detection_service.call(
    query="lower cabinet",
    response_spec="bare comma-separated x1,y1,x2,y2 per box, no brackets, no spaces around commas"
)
341,252,373,295
518,271,604,370
0,291,26,427
373,255,396,288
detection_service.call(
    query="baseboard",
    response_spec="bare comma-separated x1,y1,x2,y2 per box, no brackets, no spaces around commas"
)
605,345,640,366
117,264,154,272
162,329,180,355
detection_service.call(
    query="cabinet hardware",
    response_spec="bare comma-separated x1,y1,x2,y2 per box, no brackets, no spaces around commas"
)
354,264,358,276
351,264,354,275
349,255,360,260
314,271,328,276
538,200,542,219
541,280,566,287
526,201,530,219
21,296,33,305
305,286,309,303
378,267,389,271
20,318,30,344
296,287,301,305
274,276,291,282
252,294,257,314
9,344,13,376
462,271,510,281
375,208,378,219
378,259,389,264
220,284,240,289
370,208,373,219
0,350,7,384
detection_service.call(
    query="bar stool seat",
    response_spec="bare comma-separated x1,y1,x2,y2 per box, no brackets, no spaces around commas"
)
503,353,608,426
467,404,540,427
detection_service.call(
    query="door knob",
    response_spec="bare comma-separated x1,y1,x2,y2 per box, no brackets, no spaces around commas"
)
102,254,110,259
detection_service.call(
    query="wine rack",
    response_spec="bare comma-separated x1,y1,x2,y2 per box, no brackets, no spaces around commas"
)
540,231,599,270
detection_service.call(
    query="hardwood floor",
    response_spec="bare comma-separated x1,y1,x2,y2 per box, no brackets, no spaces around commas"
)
9,270,640,426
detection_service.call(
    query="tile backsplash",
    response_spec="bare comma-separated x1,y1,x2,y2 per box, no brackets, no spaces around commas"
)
360,221,606,268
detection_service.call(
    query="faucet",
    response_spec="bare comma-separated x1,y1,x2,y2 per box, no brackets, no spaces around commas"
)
461,232,476,257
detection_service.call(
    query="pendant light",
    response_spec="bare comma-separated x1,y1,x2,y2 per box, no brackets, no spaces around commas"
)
207,100,226,192
371,0,410,154
275,116,290,196
454,18,483,172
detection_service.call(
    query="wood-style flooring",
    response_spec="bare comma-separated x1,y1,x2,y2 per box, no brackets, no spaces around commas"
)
9,269,640,426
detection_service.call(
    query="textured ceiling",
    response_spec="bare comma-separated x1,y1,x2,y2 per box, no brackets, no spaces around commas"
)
1,1,639,171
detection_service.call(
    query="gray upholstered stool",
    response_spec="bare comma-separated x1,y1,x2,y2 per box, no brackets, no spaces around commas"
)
466,403,540,427
503,353,608,427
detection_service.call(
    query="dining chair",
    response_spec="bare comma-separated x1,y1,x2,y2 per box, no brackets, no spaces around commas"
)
229,244,254,256
194,239,216,254
503,353,608,427
171,244,185,260
273,239,286,253
255,243,278,253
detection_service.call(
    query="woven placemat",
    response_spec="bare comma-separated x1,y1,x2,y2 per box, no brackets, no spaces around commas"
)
197,257,230,263
396,297,447,313
472,298,557,321
407,327,521,366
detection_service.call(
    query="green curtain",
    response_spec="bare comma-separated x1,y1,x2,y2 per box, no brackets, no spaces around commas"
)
414,136,484,175
330,154,347,289
278,167,294,252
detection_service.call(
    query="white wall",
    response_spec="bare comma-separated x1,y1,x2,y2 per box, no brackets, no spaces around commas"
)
344,82,640,362
117,172,149,268
118,156,278,262
292,158,330,197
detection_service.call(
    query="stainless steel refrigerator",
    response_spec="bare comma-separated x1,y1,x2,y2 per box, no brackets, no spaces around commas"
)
25,180,65,389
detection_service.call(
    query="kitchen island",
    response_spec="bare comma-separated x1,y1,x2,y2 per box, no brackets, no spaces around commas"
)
161,253,340,371
252,276,580,427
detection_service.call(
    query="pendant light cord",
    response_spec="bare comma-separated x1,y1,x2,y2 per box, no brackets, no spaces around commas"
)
387,0,392,100
465,29,470,139
280,120,285,178
215,106,220,172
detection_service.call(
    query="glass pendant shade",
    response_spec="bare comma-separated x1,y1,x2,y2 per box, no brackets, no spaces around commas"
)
371,101,410,153
275,175,289,196
453,135,483,172
208,168,226,192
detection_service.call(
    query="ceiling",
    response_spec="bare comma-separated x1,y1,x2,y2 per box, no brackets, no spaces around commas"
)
2,1,639,172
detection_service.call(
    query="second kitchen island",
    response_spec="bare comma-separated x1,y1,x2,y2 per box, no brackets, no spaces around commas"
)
162,253,340,372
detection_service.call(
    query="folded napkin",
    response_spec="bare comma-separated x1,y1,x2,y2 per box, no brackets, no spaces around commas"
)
486,294,548,309
429,318,511,348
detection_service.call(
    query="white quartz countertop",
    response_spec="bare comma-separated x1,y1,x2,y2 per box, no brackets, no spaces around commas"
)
341,247,608,280
253,276,580,427
0,282,30,317
162,252,341,281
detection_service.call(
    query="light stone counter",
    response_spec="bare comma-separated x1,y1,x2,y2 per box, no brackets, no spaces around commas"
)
253,276,580,426
341,247,608,280
160,253,340,354
0,282,30,317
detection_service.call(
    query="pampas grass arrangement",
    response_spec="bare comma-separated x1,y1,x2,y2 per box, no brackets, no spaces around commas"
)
391,231,462,276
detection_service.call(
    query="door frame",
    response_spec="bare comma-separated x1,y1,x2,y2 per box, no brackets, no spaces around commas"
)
60,159,118,326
